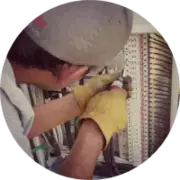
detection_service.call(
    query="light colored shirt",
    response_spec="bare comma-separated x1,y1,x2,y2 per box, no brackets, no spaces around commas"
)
0,60,34,158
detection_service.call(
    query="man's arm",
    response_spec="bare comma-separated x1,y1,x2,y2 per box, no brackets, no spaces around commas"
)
59,85,129,179
59,119,104,179
28,74,119,138
27,93,81,138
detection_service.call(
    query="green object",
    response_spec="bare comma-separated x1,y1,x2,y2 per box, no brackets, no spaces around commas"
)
69,116,78,125
32,144,46,153
74,116,78,121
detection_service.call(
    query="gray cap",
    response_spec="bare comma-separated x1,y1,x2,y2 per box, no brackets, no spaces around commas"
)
25,1,133,71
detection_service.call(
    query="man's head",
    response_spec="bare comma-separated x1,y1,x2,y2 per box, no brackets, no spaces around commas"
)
8,30,89,90
7,1,133,91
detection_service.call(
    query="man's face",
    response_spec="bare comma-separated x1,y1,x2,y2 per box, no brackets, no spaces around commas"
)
34,64,89,91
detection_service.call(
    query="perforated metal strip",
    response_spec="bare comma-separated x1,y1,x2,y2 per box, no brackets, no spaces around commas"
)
124,34,143,166
139,34,149,162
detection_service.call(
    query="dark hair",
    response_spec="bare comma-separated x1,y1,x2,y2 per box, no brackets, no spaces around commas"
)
7,30,66,75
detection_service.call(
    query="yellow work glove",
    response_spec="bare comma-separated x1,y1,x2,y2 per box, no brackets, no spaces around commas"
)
73,73,120,113
78,88,128,149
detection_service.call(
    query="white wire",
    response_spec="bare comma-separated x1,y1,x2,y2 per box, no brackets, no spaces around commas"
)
41,133,54,152
56,125,64,145
52,128,58,144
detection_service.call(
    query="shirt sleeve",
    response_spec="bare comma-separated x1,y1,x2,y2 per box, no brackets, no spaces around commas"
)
1,89,33,157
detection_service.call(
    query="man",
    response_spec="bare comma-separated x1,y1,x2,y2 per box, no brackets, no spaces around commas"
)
0,1,132,179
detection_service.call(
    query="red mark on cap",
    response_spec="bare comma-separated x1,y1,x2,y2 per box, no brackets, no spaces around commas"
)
32,15,47,29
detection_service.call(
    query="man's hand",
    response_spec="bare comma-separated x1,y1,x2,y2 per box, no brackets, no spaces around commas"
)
60,88,128,179
78,88,128,148
73,73,120,113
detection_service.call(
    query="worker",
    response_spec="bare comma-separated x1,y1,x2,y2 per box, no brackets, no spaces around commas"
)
0,1,132,179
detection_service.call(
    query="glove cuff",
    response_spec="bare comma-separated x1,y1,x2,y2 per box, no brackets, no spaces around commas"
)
78,113,115,150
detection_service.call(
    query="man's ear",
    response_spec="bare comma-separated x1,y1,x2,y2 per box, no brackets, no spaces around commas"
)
58,64,88,86
69,66,88,82
71,66,89,81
